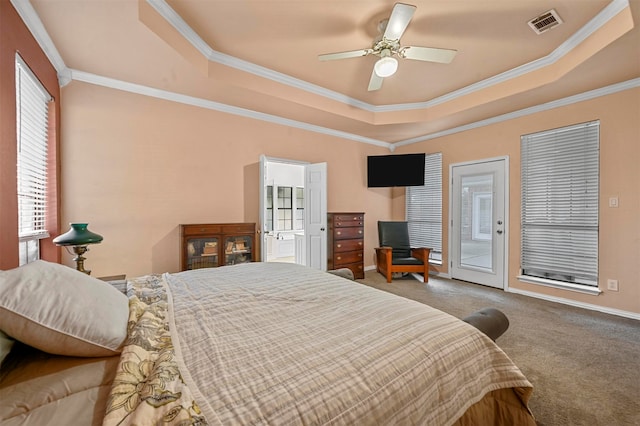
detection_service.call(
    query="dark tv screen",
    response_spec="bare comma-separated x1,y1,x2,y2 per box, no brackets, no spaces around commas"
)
367,153,426,187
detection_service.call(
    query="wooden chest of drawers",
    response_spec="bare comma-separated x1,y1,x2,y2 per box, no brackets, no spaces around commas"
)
327,212,364,279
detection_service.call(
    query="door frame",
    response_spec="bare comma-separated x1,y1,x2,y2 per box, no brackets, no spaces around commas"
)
259,155,327,269
448,156,509,290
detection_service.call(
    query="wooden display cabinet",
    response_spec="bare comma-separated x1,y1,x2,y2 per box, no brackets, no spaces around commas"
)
180,223,256,271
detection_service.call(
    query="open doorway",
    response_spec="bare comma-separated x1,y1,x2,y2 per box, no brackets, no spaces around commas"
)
263,159,305,263
259,156,327,269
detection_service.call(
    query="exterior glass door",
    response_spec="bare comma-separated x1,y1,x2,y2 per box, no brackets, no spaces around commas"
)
451,159,507,288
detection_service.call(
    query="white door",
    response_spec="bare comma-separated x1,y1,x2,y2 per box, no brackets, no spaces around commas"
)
305,163,327,270
259,155,269,262
450,158,508,288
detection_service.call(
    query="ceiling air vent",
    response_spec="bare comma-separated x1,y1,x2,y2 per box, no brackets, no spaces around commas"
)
528,9,563,34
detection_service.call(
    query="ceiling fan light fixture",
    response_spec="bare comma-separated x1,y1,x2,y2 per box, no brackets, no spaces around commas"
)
374,56,398,77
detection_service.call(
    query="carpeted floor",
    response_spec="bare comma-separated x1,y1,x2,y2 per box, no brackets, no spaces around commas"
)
356,271,640,426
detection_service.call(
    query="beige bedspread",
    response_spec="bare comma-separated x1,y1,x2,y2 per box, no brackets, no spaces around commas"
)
0,346,119,426
104,262,534,425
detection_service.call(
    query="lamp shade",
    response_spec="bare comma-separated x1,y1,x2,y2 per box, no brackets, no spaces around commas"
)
53,223,103,246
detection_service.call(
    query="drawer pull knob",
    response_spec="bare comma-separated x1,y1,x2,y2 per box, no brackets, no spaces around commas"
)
337,244,342,248
337,256,341,260
358,230,363,234
337,231,341,235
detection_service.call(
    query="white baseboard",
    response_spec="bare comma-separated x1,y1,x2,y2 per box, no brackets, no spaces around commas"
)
364,264,639,320
507,287,640,321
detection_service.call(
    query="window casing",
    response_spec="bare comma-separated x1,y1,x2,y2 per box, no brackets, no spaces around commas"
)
266,185,274,232
277,186,293,231
15,54,52,266
406,153,443,262
295,187,304,230
520,121,599,287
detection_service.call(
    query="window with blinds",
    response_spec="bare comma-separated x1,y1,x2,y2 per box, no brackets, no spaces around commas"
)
520,121,599,286
16,54,52,265
406,153,442,262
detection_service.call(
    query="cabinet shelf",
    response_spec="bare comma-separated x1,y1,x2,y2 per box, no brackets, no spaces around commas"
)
181,223,256,271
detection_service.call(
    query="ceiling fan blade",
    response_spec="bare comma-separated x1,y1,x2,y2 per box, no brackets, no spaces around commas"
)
368,68,384,91
383,3,417,41
400,46,457,64
318,49,371,61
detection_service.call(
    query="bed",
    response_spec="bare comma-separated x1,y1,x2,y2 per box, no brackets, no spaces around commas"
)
0,260,535,425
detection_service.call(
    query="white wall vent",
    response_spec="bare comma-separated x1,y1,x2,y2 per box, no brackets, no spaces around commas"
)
528,9,563,34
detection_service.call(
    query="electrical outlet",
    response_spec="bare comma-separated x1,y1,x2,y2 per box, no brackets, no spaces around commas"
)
607,279,619,291
609,197,619,208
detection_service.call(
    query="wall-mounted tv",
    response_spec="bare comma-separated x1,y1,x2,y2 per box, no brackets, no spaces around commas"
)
367,153,426,187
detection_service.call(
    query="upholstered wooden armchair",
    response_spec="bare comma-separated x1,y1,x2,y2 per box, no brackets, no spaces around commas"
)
375,221,431,283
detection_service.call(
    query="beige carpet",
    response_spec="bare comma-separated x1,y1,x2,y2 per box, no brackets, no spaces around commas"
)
356,271,640,426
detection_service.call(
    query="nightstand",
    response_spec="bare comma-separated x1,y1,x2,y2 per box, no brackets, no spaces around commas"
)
99,274,127,294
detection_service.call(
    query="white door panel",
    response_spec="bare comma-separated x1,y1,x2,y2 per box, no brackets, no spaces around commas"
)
305,163,327,270
450,158,507,289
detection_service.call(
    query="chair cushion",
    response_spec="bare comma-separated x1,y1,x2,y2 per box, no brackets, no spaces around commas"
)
378,221,411,258
391,256,424,266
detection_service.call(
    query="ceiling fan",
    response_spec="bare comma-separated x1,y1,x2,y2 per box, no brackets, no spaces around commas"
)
318,2,457,91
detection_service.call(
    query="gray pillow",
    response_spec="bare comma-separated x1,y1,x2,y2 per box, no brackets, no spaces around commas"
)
0,260,129,357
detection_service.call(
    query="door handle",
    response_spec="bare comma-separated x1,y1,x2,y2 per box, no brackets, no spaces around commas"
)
321,227,325,231
497,220,503,225
496,229,503,234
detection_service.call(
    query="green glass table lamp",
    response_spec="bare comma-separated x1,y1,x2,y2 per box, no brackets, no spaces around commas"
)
53,223,103,275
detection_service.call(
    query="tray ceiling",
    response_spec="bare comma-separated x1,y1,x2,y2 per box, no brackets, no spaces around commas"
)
19,0,640,148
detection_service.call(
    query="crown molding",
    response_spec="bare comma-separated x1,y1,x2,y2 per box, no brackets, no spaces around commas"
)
10,0,69,86
13,0,630,108
69,69,391,149
394,78,640,147
146,0,630,114
12,0,637,150
376,0,631,112
69,69,638,151
144,0,374,111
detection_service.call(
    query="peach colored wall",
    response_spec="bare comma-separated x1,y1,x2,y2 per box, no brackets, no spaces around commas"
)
0,0,60,269
60,81,392,277
60,79,638,315
395,88,640,315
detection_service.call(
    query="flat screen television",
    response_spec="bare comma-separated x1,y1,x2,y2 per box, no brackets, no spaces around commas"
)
367,153,426,187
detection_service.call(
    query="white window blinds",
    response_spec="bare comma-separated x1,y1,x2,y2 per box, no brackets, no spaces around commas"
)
16,54,52,242
520,121,599,286
406,153,442,258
